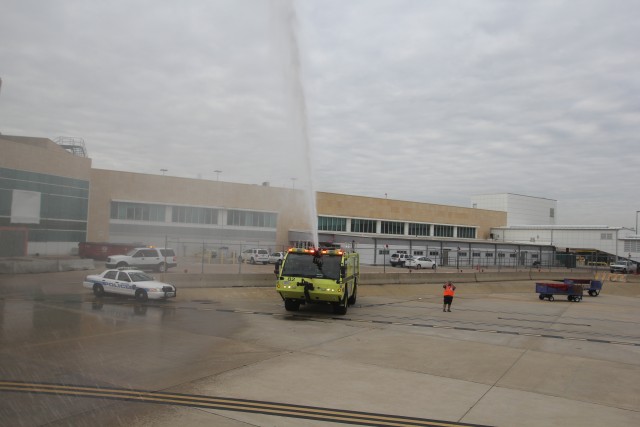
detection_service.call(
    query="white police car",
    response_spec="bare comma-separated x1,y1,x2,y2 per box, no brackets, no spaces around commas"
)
83,268,177,302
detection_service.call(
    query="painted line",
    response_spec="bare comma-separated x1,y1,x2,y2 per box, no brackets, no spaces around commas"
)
215,309,640,347
0,381,490,427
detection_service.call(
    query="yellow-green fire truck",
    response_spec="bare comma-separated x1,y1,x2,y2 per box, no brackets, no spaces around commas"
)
275,247,359,314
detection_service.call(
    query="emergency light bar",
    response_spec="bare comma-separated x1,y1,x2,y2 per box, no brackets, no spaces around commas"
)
287,247,344,256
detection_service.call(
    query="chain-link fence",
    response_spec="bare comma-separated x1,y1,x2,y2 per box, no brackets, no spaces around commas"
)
164,238,289,271
358,247,558,269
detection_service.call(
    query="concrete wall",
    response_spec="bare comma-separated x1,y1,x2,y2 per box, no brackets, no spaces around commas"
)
0,136,92,180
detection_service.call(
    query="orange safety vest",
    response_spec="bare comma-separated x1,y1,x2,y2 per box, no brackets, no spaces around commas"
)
443,285,455,297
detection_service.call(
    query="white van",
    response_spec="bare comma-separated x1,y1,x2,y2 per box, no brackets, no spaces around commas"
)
241,248,269,264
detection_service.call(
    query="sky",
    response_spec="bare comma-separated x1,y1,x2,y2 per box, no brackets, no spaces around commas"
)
1,0,639,228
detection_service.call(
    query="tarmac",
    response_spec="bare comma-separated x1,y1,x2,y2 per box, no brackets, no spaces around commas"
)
1,265,639,426
126,281,640,427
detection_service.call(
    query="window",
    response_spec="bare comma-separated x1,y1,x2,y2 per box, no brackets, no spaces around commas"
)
318,216,346,232
111,202,165,222
1,167,88,242
433,225,454,237
409,223,429,236
472,252,481,257
104,271,117,279
413,251,424,256
601,233,613,240
381,221,404,235
429,251,439,256
457,227,476,239
458,252,467,257
351,218,376,233
498,253,506,258
550,208,555,218
485,253,494,257
379,249,390,255
172,206,217,224
117,272,131,282
227,210,277,228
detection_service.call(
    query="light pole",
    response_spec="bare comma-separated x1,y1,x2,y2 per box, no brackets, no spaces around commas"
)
291,177,297,189
160,168,168,175
636,210,640,235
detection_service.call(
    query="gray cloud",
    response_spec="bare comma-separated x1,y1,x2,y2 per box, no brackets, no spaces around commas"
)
1,0,639,227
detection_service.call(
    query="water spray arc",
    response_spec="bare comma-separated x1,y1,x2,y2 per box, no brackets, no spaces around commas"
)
271,0,319,249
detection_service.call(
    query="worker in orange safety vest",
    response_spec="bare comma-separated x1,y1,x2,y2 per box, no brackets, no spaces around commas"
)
443,281,456,312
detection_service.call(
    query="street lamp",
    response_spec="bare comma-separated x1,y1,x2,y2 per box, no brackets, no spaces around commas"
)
636,210,640,235
160,168,168,175
214,170,222,181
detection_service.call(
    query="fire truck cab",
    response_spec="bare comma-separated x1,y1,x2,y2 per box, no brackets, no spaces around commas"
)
275,247,359,315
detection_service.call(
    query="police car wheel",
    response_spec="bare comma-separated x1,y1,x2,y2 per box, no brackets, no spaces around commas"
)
135,289,148,302
93,284,105,298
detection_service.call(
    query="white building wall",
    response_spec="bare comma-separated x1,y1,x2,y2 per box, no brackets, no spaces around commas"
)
471,194,508,212
472,193,556,226
492,226,639,262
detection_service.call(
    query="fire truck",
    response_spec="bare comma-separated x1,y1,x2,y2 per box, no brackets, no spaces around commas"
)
275,247,359,315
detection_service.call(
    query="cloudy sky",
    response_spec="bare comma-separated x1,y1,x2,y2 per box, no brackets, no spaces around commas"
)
1,0,639,228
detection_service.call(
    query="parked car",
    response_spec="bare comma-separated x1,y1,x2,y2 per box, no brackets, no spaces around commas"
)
83,268,177,302
268,252,285,264
241,248,269,264
105,247,177,272
390,253,413,267
610,260,637,274
405,256,436,270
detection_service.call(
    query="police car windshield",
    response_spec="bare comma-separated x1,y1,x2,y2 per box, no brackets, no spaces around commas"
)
281,253,341,280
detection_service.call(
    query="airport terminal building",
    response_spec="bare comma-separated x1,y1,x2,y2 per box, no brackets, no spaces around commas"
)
4,134,635,266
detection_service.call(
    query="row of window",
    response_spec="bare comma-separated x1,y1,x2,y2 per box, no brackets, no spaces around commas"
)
378,250,540,258
110,202,277,228
0,171,88,241
172,206,217,225
227,209,277,228
318,216,476,239
0,167,90,189
624,240,640,253
0,177,88,198
111,202,166,222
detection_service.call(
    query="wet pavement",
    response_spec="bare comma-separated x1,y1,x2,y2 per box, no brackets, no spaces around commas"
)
1,272,640,426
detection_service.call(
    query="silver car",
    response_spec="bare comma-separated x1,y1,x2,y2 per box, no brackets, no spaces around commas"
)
405,256,436,270
268,252,285,264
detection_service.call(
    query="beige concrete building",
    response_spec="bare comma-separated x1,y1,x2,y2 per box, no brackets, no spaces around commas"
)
3,134,560,266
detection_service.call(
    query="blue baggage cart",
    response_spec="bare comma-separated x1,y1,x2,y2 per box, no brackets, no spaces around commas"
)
561,279,603,296
536,282,583,302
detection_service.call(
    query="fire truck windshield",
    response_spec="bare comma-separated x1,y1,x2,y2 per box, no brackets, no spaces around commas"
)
281,253,341,280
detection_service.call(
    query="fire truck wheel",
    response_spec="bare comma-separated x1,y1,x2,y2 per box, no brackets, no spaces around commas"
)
348,283,357,305
284,299,300,311
333,292,348,315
